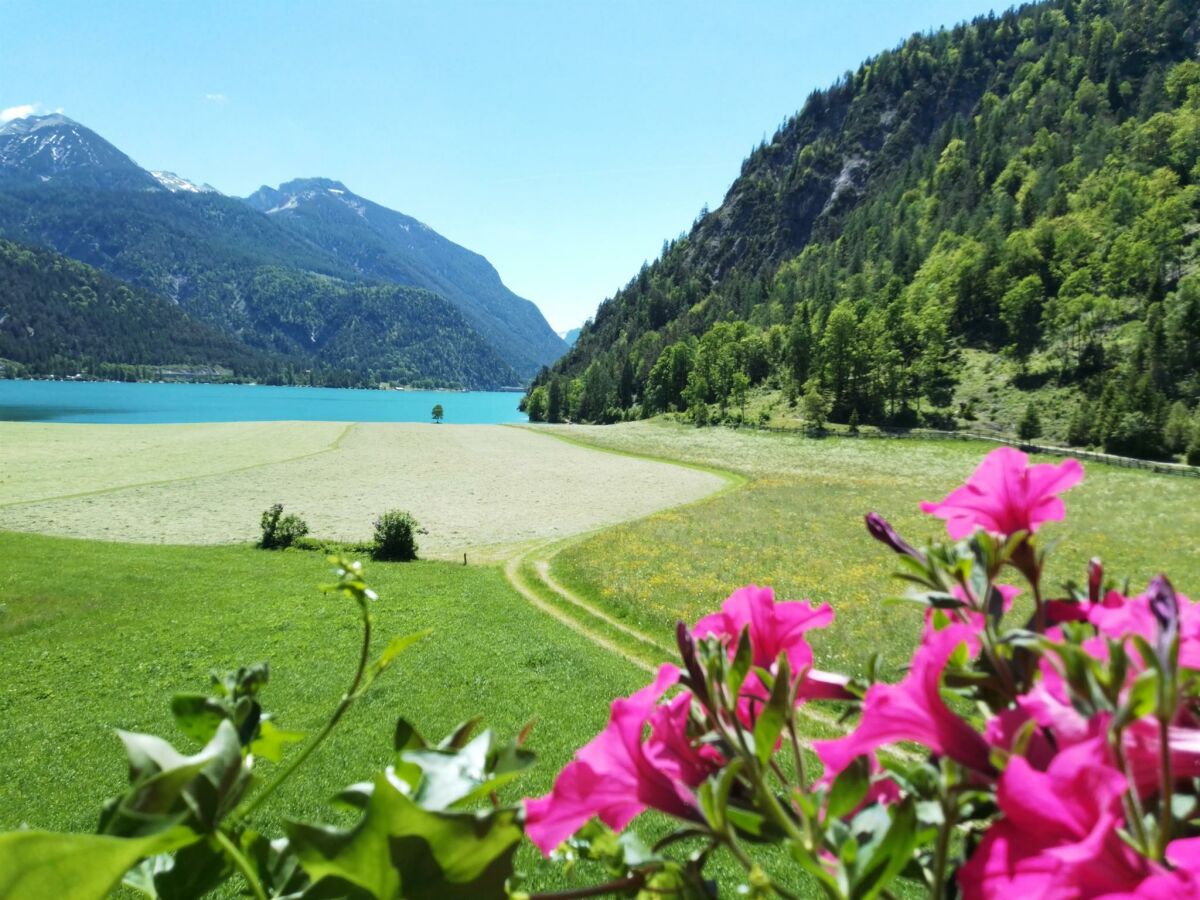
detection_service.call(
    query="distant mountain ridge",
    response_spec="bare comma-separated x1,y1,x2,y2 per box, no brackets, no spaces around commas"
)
0,114,563,387
245,177,564,377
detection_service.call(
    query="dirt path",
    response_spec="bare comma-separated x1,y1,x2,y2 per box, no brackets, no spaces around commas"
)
494,438,863,743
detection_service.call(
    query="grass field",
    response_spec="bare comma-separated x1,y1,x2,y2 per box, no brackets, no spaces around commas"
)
544,421,1200,676
0,422,723,558
0,533,655,892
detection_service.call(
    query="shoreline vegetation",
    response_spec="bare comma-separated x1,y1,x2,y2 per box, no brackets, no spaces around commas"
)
0,366,528,393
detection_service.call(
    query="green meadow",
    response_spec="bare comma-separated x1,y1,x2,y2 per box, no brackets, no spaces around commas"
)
0,534,649,892
3,418,1199,895
547,422,1200,676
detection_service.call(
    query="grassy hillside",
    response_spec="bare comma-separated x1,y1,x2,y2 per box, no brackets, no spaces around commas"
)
534,0,1200,461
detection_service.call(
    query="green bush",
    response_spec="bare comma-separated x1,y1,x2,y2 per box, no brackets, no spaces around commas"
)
1187,432,1200,466
258,503,309,550
372,509,422,561
1017,401,1042,441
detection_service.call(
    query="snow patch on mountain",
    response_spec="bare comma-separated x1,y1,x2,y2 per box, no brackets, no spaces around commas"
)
151,171,219,194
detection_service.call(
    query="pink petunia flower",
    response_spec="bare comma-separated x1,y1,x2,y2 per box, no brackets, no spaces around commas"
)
920,447,1084,540
959,737,1159,898
693,584,833,673
692,585,849,720
813,623,992,779
1087,586,1200,670
1101,838,1200,898
523,664,717,855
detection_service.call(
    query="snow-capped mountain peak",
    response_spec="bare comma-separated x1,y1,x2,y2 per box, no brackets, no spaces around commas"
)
0,113,162,191
150,171,220,194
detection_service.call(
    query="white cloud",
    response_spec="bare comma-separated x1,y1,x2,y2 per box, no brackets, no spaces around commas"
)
204,92,229,106
0,103,39,123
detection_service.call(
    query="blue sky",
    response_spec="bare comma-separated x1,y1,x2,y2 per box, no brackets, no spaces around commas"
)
1,0,1001,332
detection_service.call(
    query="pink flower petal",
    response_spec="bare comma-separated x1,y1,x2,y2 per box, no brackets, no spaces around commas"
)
921,448,1083,539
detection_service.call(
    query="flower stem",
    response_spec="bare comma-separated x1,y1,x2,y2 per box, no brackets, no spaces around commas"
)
214,829,267,900
1112,729,1151,855
1157,715,1173,860
931,792,957,897
718,833,805,900
232,596,372,824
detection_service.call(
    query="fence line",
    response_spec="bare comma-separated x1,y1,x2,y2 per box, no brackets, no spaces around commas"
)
746,422,1200,479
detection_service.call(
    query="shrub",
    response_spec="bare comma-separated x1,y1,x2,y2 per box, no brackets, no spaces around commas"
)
1067,400,1094,446
801,379,830,431
371,509,422,561
1017,400,1042,441
1187,430,1200,466
258,503,309,549
1105,410,1167,459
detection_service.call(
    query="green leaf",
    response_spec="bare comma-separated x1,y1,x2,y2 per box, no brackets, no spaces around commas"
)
752,657,791,763
825,756,870,821
249,719,305,763
851,799,921,899
726,805,771,839
1116,669,1160,729
287,771,522,899
394,718,428,752
170,694,227,746
122,838,229,899
714,759,744,824
0,828,194,900
729,627,753,701
439,717,482,751
697,781,719,831
404,731,530,811
365,629,432,686
101,720,246,837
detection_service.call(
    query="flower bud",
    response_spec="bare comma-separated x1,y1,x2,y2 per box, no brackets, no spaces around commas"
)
864,512,921,560
1148,574,1179,633
1087,557,1103,605
675,620,711,709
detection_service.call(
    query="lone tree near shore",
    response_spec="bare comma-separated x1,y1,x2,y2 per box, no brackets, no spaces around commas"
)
431,404,444,424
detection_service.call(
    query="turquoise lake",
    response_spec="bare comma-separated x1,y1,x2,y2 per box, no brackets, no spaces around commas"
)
0,380,527,425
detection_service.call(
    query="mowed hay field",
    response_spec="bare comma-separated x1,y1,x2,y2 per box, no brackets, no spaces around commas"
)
0,421,724,557
544,421,1200,677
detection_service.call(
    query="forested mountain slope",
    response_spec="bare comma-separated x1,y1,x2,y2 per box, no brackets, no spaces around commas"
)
0,238,279,379
246,178,565,378
535,0,1200,461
